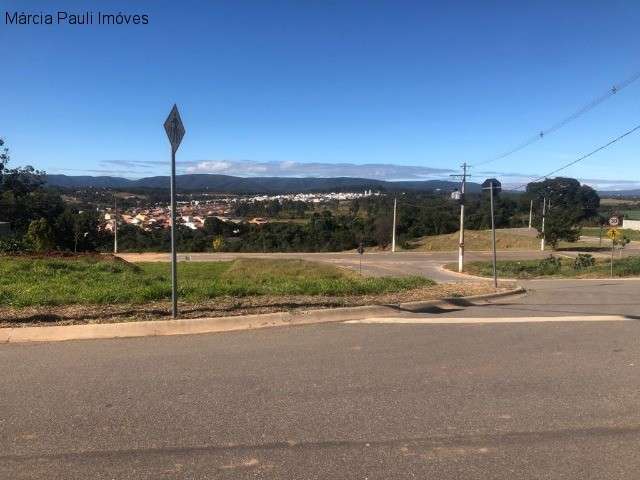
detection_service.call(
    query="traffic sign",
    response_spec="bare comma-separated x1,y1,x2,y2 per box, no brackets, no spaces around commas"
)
607,228,621,240
481,178,502,194
357,243,365,255
164,104,186,319
609,216,619,227
164,104,185,153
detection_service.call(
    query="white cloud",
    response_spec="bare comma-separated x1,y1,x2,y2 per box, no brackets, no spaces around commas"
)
185,159,454,180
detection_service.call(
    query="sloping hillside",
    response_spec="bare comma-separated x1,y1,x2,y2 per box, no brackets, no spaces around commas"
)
406,228,541,251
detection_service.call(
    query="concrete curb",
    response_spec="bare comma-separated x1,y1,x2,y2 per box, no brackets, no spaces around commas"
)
0,288,525,345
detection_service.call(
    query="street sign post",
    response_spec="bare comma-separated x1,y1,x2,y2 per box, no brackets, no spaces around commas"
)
164,104,185,318
607,228,621,278
357,242,364,274
482,179,502,288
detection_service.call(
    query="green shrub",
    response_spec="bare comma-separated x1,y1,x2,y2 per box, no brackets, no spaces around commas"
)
0,236,29,254
573,253,595,270
537,255,562,275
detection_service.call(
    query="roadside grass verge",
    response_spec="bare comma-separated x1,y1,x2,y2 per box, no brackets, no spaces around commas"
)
0,256,433,308
446,255,640,279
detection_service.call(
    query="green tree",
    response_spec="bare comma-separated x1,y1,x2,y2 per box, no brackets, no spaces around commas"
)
526,177,600,249
374,214,393,249
0,138,9,174
25,218,55,252
0,138,65,234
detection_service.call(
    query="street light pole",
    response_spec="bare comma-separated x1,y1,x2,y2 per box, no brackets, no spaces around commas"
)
490,181,497,288
391,196,397,253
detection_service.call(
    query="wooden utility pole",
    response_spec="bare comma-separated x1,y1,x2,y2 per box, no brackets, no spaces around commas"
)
113,195,118,254
391,196,397,253
540,197,546,251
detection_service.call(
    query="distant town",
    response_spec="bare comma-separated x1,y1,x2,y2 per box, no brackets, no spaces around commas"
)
102,190,381,232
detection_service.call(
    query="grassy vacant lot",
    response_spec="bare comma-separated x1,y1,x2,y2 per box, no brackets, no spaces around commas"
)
406,228,541,251
450,255,640,279
0,255,433,308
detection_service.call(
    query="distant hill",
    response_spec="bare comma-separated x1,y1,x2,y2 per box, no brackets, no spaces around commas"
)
44,174,482,194
598,190,640,198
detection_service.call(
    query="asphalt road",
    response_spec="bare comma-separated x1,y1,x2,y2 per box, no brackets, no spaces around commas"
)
3,279,640,479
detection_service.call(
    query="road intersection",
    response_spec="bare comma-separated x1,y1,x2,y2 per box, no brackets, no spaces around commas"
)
3,250,640,478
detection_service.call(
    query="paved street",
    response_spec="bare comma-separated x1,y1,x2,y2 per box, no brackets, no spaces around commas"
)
2,279,640,479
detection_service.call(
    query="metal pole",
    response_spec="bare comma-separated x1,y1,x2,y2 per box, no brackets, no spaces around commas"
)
611,237,614,278
599,224,603,246
391,196,397,253
458,163,467,273
528,199,533,229
540,197,546,251
170,148,178,318
490,182,497,288
113,195,118,254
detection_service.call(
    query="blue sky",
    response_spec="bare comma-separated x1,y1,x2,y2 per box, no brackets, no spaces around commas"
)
2,0,640,189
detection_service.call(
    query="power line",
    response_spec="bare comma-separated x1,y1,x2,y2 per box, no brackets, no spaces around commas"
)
472,69,640,168
512,123,640,191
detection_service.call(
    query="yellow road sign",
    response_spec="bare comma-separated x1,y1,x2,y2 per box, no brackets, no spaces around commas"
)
607,228,621,240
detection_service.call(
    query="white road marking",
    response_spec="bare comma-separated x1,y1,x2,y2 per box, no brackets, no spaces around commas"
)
345,315,630,325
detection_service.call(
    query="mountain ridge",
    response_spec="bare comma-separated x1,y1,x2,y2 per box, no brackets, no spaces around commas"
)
44,173,483,194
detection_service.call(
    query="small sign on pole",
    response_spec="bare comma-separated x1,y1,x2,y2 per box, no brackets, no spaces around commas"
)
607,228,621,241
164,104,185,318
607,228,621,278
357,242,364,274
609,216,620,227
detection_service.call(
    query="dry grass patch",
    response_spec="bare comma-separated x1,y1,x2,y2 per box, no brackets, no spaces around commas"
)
406,229,541,251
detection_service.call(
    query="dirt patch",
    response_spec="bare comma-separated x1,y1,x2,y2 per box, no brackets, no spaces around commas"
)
0,282,511,328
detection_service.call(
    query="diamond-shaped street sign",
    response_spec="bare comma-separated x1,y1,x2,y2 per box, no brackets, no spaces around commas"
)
164,104,185,153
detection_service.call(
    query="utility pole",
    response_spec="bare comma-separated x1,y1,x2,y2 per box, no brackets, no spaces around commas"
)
457,163,468,272
540,197,546,251
528,199,533,229
113,195,118,254
391,196,397,253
